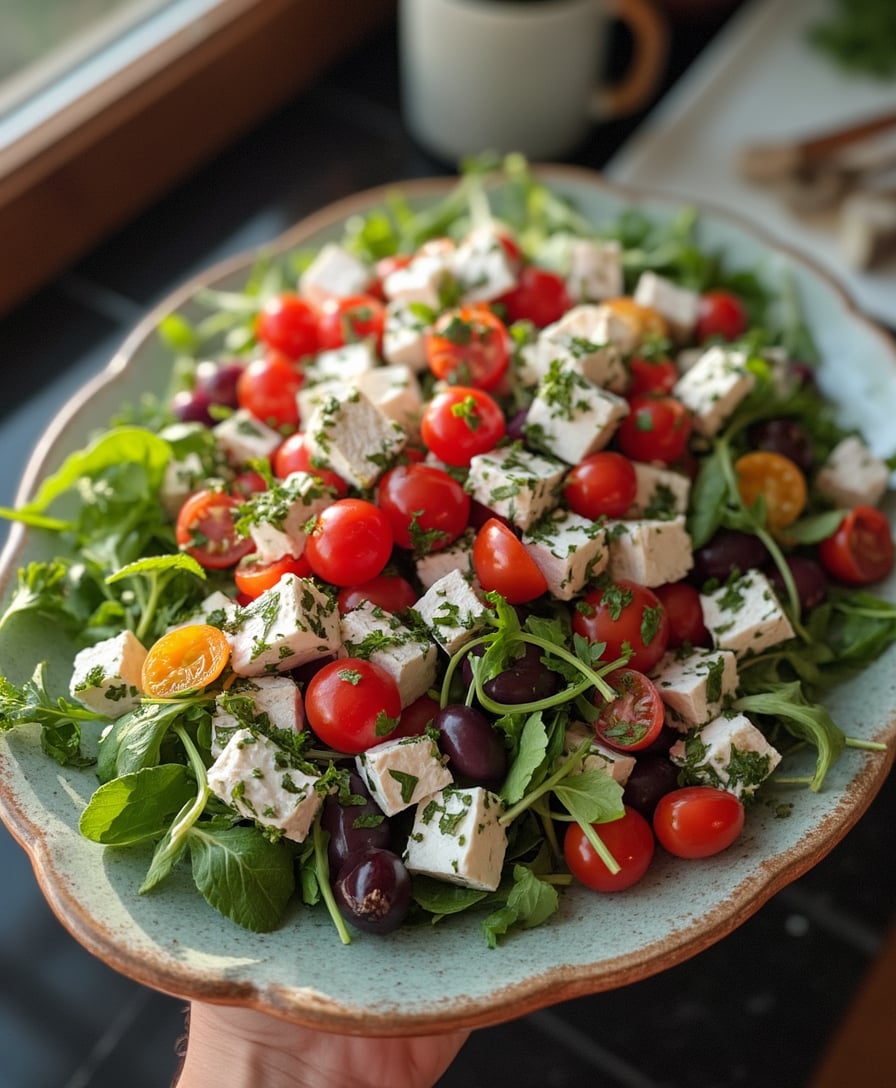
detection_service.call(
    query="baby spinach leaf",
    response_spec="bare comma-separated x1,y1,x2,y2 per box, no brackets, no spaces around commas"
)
80,764,195,845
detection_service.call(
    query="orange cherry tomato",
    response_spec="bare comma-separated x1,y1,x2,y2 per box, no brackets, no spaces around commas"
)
734,451,807,531
142,624,231,698
602,297,670,343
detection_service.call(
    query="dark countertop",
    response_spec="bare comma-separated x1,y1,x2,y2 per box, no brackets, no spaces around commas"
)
1,7,894,1087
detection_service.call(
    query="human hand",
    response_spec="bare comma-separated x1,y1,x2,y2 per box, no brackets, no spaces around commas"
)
174,1001,470,1088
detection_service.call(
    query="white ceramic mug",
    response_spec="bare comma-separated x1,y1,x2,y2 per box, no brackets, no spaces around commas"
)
399,0,668,162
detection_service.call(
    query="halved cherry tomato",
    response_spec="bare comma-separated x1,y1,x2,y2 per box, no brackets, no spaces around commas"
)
272,432,349,495
563,451,637,519
304,499,393,586
142,624,231,698
376,463,470,552
419,386,506,467
653,786,745,859
236,353,303,430
175,489,255,570
572,579,669,673
653,582,710,648
425,305,509,391
818,504,895,586
564,806,655,892
316,293,386,351
234,552,311,600
337,572,418,614
256,293,319,359
696,289,749,343
472,518,548,604
593,667,665,751
602,297,670,342
498,265,571,328
734,451,807,531
304,657,402,754
616,394,692,465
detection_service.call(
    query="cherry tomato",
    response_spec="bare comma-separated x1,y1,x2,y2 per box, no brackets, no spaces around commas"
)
498,265,571,328
175,489,255,570
564,807,655,892
563,451,637,519
734,451,807,531
420,386,506,467
142,624,231,698
472,518,548,604
256,293,319,359
304,499,393,586
653,786,745,859
337,572,418,615
230,470,268,498
696,289,749,343
616,395,693,465
376,463,470,553
593,668,665,751
627,353,679,397
653,582,710,648
425,305,509,391
573,579,669,673
236,353,303,430
818,504,895,586
304,657,402,754
316,293,386,351
602,297,670,342
234,552,311,601
393,692,441,739
272,432,349,495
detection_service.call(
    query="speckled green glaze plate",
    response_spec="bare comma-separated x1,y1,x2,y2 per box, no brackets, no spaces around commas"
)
1,167,895,1036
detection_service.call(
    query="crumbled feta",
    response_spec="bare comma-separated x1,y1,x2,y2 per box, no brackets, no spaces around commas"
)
522,509,608,600
669,712,782,799
404,785,508,892
304,341,379,385
207,727,323,842
339,601,438,708
356,734,452,817
604,516,694,587
815,435,890,509
70,630,147,716
650,647,739,731
466,444,565,530
700,569,795,657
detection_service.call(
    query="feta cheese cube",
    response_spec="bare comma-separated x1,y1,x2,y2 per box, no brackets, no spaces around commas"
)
669,712,782,798
159,450,205,520
815,435,890,509
239,471,335,564
626,462,691,519
383,240,456,309
452,226,517,303
650,647,739,731
466,444,566,530
169,591,238,632
520,305,630,391
413,569,490,655
228,573,342,675
211,674,305,756
700,569,795,657
605,516,694,586
213,409,283,467
382,300,431,371
673,347,755,437
355,365,424,437
70,630,147,716
356,735,452,817
299,242,374,303
404,786,508,891
415,528,476,590
522,509,608,600
562,721,635,785
339,601,438,708
306,388,407,489
524,362,629,464
565,238,624,302
207,728,323,842
633,271,700,343
304,341,379,384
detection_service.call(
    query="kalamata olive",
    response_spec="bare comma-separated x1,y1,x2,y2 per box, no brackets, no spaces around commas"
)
692,529,769,585
506,406,529,442
767,555,828,614
321,772,390,874
172,388,215,426
433,704,507,787
461,642,559,705
334,847,411,935
749,418,814,474
622,754,680,819
195,359,244,409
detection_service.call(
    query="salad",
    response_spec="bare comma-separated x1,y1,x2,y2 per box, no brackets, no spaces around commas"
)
1,156,895,950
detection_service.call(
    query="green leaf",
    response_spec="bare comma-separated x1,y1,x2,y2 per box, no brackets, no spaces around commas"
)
97,701,192,782
687,442,730,549
0,663,101,767
553,769,625,826
106,553,206,584
781,509,846,546
411,876,490,918
501,712,549,804
79,764,195,844
480,865,559,947
189,824,295,932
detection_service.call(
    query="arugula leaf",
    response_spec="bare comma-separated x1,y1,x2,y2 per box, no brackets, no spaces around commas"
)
553,769,626,826
500,712,550,805
481,865,559,948
0,560,78,636
79,764,195,845
0,663,102,767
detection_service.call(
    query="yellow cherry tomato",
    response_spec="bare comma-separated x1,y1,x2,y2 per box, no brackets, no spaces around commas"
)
602,297,670,342
734,451,807,531
141,624,231,698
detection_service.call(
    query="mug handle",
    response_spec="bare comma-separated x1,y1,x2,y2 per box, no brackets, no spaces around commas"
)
591,0,669,120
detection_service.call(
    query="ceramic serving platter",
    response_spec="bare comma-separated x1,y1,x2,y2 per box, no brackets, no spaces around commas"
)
1,166,895,1036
